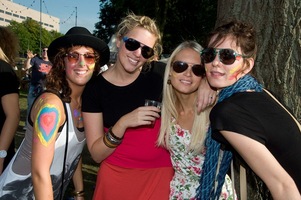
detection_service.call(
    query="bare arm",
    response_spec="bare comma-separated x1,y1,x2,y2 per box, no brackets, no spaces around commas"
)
0,93,20,174
221,130,301,200
196,78,217,113
24,50,35,70
72,156,85,200
83,106,160,163
31,94,65,200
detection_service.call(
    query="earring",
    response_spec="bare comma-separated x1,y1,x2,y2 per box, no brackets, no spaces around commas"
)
167,79,171,84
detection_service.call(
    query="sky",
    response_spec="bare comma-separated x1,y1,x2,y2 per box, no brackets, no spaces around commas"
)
12,0,100,34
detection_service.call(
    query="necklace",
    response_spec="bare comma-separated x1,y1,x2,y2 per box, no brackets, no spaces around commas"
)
71,97,83,126
73,108,83,125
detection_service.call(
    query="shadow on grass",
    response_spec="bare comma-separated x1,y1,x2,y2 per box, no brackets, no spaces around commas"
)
17,89,99,200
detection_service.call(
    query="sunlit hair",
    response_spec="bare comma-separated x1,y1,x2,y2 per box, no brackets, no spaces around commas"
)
207,20,257,71
116,12,162,61
157,41,210,153
46,46,100,103
0,27,20,66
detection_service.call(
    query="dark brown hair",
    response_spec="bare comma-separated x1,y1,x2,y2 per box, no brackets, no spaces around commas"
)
207,20,257,69
46,46,100,103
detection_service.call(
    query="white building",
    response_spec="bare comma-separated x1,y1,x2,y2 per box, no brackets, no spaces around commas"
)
0,0,59,32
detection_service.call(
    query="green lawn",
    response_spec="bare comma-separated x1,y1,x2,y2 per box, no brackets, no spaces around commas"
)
17,89,98,199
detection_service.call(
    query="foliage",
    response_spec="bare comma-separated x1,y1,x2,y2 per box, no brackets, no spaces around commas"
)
94,0,217,54
8,19,63,57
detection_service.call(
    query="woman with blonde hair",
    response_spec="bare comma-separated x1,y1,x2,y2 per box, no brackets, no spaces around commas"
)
82,13,174,200
158,41,235,199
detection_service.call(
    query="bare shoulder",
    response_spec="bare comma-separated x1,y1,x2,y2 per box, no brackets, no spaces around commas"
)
31,92,66,124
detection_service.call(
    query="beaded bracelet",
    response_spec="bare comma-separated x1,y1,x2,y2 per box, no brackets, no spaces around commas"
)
73,190,85,197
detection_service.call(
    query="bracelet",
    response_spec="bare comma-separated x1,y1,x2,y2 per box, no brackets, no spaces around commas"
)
106,131,122,145
108,127,124,140
73,190,85,197
103,134,119,148
103,127,124,148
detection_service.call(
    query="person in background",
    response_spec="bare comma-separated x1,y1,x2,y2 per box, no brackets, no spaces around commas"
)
196,20,301,199
158,41,236,199
23,47,52,130
0,26,110,200
0,26,20,175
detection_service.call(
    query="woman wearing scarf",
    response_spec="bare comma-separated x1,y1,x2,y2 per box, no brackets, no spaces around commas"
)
196,20,301,199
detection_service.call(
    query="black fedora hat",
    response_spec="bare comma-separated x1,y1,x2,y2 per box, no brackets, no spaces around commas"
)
48,26,110,66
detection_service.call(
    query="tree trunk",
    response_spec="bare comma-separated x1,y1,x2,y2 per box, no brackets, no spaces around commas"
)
216,0,301,121
216,1,301,199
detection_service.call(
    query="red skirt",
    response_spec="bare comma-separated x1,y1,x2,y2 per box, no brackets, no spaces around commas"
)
93,161,174,200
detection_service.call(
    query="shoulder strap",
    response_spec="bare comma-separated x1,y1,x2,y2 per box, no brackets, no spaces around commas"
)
237,89,300,200
264,89,301,131
59,97,69,200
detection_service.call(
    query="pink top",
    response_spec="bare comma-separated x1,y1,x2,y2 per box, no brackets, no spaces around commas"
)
105,118,172,168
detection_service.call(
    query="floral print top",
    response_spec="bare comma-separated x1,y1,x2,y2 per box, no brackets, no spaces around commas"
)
169,121,237,200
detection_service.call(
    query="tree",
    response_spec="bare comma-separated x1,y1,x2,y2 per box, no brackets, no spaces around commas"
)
216,1,301,199
8,19,63,57
94,0,217,54
216,0,301,120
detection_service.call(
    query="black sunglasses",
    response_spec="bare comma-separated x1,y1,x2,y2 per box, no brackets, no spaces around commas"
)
172,61,205,77
201,48,246,65
122,37,154,59
65,52,96,64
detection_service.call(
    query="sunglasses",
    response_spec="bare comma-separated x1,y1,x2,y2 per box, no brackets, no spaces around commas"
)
65,52,96,64
201,48,246,65
122,37,154,59
42,49,48,52
172,61,205,77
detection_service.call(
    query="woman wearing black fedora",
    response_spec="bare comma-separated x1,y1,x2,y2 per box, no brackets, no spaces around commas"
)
0,26,110,200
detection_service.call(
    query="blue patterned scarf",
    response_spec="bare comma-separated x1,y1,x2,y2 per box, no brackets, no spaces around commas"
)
196,74,263,199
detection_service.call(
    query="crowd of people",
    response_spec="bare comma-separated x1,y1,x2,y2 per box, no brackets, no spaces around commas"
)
0,12,300,200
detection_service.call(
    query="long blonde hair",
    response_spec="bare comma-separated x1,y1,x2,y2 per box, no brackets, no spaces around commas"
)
157,41,210,153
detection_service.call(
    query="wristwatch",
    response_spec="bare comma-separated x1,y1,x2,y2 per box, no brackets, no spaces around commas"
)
0,150,7,158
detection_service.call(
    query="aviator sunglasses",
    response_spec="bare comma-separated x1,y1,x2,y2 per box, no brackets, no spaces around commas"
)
172,61,205,77
201,48,247,65
65,52,96,64
122,37,154,59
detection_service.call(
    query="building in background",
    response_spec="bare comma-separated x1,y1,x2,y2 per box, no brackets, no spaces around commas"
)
0,0,59,32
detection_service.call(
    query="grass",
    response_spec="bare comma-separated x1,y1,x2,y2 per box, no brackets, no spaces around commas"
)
17,89,98,199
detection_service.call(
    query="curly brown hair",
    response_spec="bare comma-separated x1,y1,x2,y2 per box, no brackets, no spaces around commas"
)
0,27,20,66
46,46,100,103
